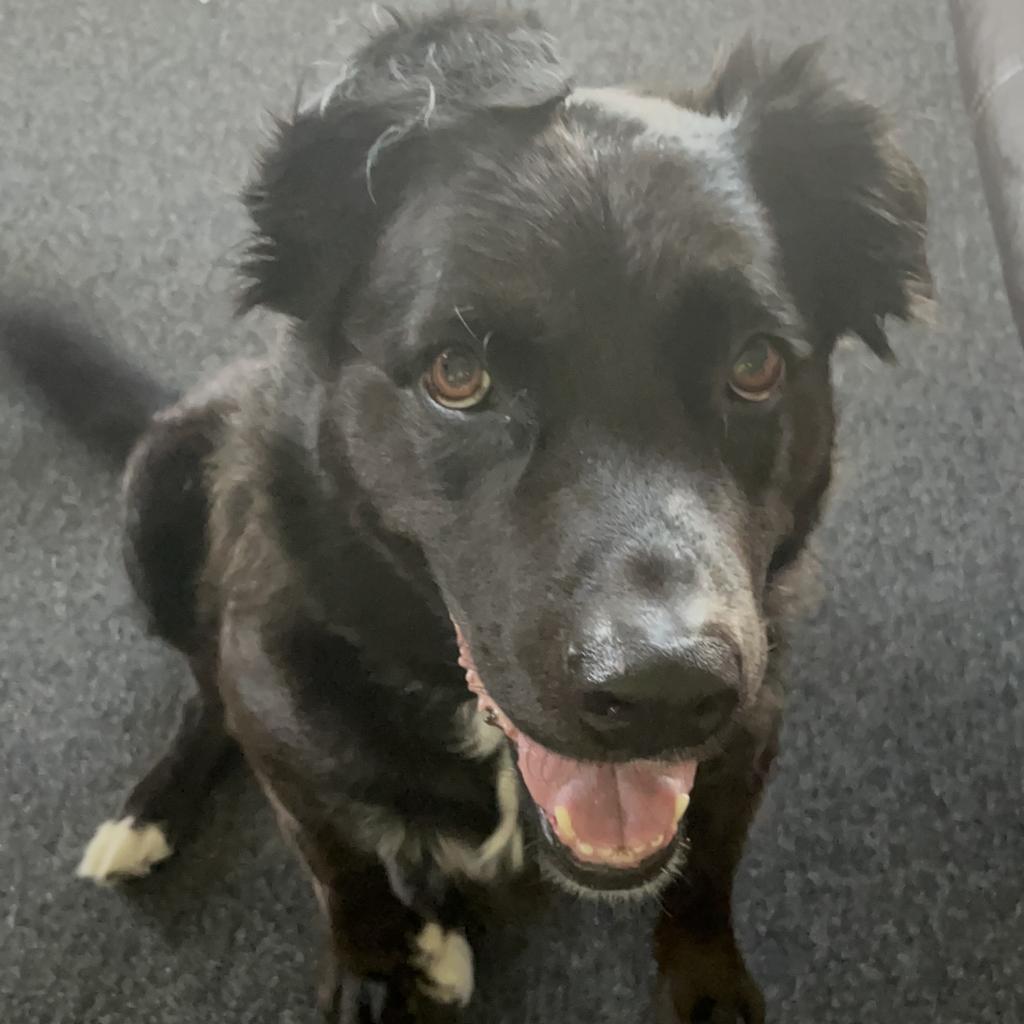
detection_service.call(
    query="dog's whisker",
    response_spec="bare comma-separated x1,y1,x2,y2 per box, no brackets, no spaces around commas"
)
364,82,437,202
453,305,483,345
369,3,402,30
421,80,437,128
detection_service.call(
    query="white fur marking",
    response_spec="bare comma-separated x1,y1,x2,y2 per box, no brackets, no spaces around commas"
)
435,746,524,882
454,702,505,760
369,3,396,29
413,923,474,1006
375,820,410,863
681,594,714,633
317,69,349,115
567,87,737,155
364,81,439,203
76,817,173,884
421,80,437,128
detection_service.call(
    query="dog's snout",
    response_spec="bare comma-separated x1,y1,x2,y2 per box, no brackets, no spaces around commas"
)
623,547,696,598
571,614,742,756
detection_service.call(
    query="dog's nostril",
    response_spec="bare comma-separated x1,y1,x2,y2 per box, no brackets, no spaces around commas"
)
691,690,738,734
580,690,633,727
601,696,627,717
579,665,740,749
693,695,719,719
690,997,716,1023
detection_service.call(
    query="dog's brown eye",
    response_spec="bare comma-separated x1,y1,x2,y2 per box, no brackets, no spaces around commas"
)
728,336,785,402
424,347,492,410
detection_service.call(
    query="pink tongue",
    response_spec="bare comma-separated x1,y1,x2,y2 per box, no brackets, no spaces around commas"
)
516,732,697,850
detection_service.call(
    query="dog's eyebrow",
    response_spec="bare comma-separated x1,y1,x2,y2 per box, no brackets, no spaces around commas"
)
785,334,812,358
751,305,811,358
769,330,812,360
447,303,538,353
672,267,813,360
752,298,812,359
742,317,812,360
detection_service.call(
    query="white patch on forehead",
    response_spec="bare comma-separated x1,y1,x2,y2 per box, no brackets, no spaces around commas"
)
566,87,737,155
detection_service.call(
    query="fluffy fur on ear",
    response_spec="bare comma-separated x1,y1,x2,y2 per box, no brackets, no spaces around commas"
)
695,40,932,358
239,10,571,323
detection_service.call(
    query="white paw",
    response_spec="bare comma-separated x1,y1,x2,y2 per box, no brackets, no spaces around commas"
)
76,817,173,884
412,923,474,1006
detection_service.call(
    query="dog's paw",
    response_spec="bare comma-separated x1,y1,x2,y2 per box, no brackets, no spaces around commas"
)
318,924,472,1024
656,931,765,1024
411,923,474,1007
76,816,173,884
319,967,389,1024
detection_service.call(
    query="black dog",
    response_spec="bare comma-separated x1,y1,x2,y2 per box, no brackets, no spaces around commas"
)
2,9,930,1023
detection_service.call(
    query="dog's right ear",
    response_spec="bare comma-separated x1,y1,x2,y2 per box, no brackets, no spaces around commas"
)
692,40,932,360
239,12,570,324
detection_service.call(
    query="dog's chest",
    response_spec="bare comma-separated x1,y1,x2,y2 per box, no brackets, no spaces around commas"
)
381,704,525,887
434,704,525,883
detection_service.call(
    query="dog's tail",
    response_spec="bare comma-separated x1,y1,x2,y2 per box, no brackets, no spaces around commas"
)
1,305,178,464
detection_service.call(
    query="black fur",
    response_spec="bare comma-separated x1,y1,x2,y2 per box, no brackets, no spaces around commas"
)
4,11,930,1024
123,409,221,650
240,10,571,328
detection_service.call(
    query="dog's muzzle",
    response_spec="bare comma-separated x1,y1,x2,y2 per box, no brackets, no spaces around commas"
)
455,623,698,888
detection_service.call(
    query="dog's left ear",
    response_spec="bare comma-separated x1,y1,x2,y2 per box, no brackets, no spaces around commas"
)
238,12,571,328
702,41,932,359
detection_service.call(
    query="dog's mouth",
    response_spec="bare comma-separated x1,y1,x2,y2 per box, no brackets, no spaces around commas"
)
455,624,696,892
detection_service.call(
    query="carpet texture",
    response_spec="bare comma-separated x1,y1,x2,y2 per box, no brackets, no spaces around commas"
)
2,2,1022,1022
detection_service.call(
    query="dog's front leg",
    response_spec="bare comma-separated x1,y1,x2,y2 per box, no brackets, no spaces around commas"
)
220,619,473,1024
654,712,779,1024
308,849,473,1024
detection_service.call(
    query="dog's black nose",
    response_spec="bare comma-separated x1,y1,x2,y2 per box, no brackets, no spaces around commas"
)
570,627,741,755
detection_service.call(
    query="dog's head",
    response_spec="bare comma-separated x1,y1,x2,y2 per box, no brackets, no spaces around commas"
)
242,12,930,894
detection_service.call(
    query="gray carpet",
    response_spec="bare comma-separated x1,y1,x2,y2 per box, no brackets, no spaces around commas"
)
2,1,1023,1022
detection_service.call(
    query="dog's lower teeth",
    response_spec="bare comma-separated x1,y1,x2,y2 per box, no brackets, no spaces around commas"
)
541,810,674,866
